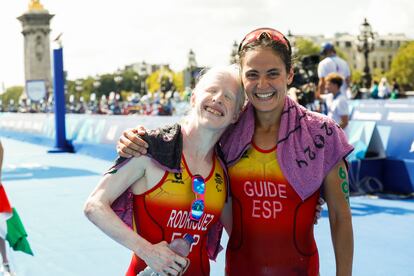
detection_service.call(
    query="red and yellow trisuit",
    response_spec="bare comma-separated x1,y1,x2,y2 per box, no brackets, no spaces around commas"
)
127,154,226,276
226,143,320,276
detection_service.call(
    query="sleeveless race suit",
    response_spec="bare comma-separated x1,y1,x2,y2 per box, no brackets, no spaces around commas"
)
226,143,320,276
126,154,226,276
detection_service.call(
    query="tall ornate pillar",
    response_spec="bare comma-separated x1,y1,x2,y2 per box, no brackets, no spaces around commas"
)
17,0,54,100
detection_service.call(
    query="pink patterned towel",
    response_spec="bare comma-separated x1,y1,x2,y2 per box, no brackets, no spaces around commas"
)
221,96,354,200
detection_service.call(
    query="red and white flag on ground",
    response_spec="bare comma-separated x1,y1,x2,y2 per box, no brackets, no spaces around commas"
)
0,184,33,255
0,184,13,237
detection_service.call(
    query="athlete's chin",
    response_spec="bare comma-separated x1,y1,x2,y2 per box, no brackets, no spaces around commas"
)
199,119,229,131
251,98,285,112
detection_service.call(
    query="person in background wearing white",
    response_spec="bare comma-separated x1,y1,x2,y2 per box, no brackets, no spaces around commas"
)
323,73,349,129
317,42,351,100
378,77,391,99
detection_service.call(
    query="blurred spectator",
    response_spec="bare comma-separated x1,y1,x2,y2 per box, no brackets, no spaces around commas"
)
98,95,109,114
378,77,390,99
370,80,379,99
182,87,192,102
86,93,98,114
349,81,362,99
108,92,122,115
317,42,351,100
4,83,193,116
323,73,349,129
390,78,400,99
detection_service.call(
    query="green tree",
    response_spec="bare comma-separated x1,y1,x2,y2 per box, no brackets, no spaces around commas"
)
65,69,145,104
1,86,24,109
295,38,350,68
145,67,179,93
66,79,91,102
97,74,117,98
372,68,384,83
334,48,350,63
146,71,161,93
295,38,320,61
81,77,95,101
351,70,363,84
387,41,414,89
120,69,140,93
173,71,184,92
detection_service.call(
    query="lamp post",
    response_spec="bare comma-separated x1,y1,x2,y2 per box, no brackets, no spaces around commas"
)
75,79,83,97
114,69,123,91
286,30,298,57
187,49,197,89
139,61,148,95
357,18,375,89
93,75,101,93
230,41,239,64
91,75,100,113
74,79,83,113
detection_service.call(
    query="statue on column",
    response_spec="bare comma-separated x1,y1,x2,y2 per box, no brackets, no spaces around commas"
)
29,0,44,11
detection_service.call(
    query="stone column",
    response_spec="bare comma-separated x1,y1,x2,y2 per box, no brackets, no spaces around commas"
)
17,1,54,99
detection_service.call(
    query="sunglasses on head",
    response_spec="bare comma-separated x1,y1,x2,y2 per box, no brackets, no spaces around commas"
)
238,27,291,54
190,175,206,221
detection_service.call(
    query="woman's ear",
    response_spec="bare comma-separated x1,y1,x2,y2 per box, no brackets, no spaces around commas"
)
287,68,294,85
190,91,196,107
231,109,241,123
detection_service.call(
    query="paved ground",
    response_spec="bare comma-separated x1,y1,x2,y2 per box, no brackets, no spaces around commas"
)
1,137,413,275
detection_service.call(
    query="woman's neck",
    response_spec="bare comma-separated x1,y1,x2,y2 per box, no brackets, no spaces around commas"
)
252,104,283,149
181,120,222,162
254,107,282,131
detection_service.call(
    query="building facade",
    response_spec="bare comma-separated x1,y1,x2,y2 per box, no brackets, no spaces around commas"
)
301,32,411,74
333,32,410,73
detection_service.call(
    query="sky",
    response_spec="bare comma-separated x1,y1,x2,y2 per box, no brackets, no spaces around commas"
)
0,0,413,89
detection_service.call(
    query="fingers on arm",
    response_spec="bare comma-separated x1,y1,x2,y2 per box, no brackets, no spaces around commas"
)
314,197,324,225
117,130,148,157
145,241,188,276
132,126,149,150
166,255,188,276
117,141,134,158
162,249,188,275
180,257,190,275
136,125,147,135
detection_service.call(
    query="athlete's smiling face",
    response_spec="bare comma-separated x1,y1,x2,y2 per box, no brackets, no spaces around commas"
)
192,70,241,130
241,48,293,113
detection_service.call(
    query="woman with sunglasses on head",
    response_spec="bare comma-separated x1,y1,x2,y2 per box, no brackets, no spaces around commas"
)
117,28,354,275
84,65,245,276
222,28,353,276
